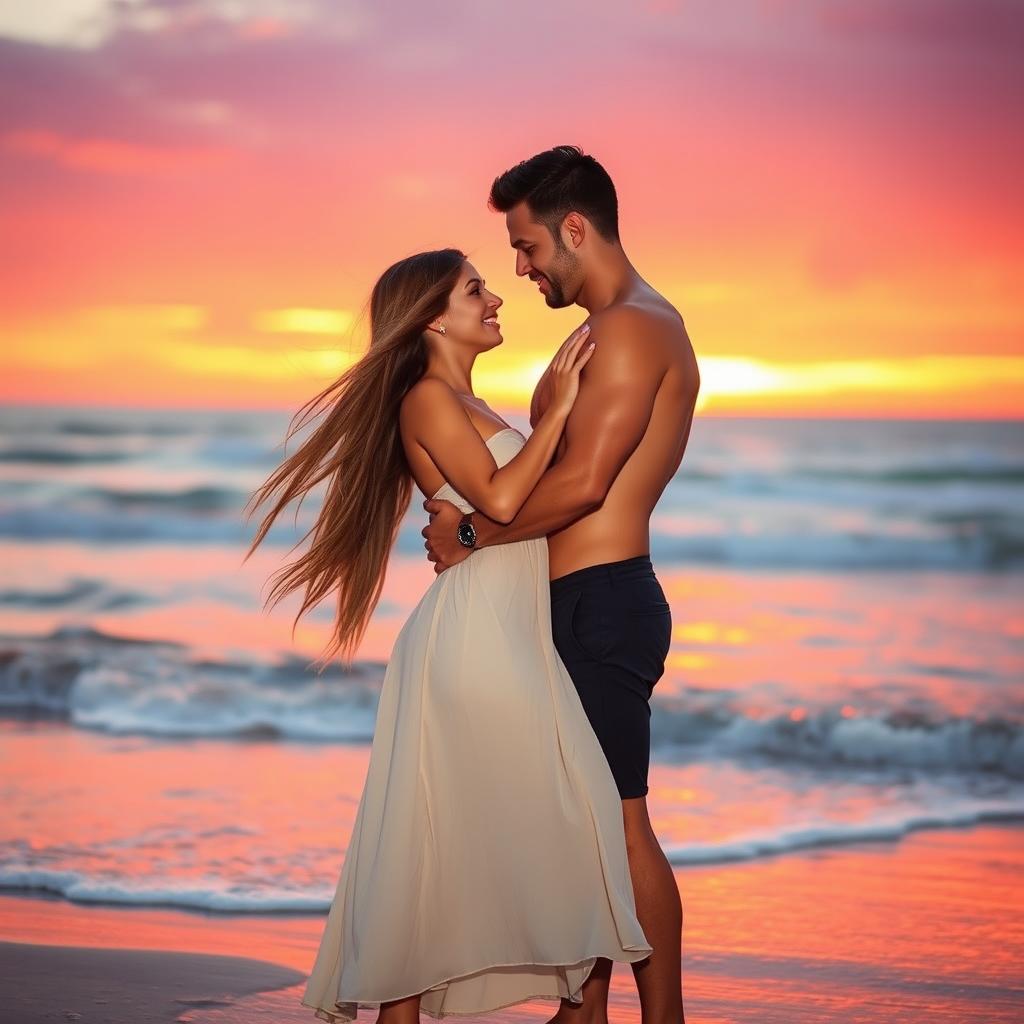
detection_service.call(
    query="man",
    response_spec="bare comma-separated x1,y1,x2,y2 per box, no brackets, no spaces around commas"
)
423,145,699,1024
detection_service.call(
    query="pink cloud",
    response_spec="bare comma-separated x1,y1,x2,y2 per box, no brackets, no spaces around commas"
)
0,0,1019,346
2,128,232,174
816,0,1024,56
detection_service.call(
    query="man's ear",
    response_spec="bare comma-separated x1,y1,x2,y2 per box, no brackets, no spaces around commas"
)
563,212,587,249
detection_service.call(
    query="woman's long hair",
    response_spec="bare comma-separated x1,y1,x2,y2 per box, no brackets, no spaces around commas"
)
243,248,466,669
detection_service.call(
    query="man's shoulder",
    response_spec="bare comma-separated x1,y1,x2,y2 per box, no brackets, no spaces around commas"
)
586,299,686,371
589,294,684,341
582,293,694,396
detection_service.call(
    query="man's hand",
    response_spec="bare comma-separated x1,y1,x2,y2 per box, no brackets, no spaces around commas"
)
422,498,472,574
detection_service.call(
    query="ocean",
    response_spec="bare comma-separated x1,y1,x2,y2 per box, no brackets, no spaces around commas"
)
1,404,1021,915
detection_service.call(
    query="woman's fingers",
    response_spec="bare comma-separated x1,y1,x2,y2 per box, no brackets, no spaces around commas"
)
556,325,593,375
568,326,594,364
555,322,590,363
572,338,597,371
552,323,592,373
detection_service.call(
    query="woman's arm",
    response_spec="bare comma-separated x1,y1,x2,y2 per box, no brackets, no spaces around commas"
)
401,324,594,524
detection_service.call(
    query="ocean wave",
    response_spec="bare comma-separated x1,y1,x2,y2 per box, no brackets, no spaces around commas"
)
0,625,384,740
0,867,330,913
799,465,1024,485
676,463,1024,487
3,802,1022,913
1,502,1021,570
0,578,151,610
0,447,134,465
650,700,1024,778
663,802,1024,865
2,627,1022,780
55,418,190,438
0,579,101,608
79,485,245,512
650,520,1024,570
0,506,251,543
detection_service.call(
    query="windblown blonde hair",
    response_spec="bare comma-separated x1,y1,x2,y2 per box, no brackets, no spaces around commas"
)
243,248,466,669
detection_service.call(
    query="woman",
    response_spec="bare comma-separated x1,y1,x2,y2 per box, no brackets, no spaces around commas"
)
244,248,652,1023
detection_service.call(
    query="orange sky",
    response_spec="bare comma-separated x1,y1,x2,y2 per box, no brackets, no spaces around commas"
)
1,0,1021,417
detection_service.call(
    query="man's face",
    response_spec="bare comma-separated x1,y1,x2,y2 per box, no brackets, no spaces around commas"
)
505,201,580,309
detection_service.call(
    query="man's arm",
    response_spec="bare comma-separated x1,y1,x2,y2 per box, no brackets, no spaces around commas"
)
423,309,666,565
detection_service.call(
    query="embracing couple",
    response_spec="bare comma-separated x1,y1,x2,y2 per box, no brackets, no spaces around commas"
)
246,145,699,1024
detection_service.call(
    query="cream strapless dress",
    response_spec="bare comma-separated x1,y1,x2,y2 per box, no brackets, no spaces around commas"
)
301,427,651,1022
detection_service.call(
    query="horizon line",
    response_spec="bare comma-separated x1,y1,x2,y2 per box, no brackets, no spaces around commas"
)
2,399,1021,423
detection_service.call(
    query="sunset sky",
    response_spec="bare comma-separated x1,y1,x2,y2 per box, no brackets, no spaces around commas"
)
2,0,1021,417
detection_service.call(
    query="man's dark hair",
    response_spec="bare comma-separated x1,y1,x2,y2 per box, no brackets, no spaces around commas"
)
488,145,619,244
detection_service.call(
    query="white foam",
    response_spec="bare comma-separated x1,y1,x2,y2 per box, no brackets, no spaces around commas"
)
0,867,332,913
664,801,1024,865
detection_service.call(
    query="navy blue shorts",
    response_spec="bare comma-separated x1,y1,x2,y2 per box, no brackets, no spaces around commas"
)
549,554,672,799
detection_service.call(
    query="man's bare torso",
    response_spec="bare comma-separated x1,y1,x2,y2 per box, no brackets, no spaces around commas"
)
532,283,700,580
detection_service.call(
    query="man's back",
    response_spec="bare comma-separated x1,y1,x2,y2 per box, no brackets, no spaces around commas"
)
533,283,700,579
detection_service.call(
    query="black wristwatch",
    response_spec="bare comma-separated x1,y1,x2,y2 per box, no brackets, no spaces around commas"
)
456,512,477,549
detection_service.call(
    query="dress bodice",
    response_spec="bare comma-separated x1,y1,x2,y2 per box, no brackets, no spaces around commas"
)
430,427,526,514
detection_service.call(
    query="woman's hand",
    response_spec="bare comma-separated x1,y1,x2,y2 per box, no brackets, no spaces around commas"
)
547,323,595,417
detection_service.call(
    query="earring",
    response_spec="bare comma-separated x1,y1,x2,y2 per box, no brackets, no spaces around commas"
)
438,325,446,335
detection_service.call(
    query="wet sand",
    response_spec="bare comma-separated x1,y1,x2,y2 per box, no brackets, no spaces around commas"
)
0,939,303,1024
1,823,1021,1023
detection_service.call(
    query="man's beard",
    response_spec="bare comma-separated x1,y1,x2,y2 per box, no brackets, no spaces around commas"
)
542,274,567,308
541,241,578,308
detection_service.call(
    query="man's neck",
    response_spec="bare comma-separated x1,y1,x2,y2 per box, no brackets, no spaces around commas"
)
576,245,640,313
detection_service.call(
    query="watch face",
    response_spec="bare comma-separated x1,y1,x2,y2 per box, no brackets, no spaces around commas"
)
457,522,476,548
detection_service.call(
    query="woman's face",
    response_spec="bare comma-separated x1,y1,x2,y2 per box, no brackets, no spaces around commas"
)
437,261,503,351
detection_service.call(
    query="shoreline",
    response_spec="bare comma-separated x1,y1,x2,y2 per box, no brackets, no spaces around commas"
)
3,797,1024,917
1,822,1021,1024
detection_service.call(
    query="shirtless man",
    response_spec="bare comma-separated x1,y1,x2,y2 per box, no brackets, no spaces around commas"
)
423,145,699,1024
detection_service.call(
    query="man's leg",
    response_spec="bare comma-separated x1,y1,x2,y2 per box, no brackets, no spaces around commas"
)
542,797,686,1024
622,796,685,1024
547,557,681,1024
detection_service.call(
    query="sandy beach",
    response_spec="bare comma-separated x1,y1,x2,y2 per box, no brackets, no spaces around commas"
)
0,940,303,1023
2,822,1021,1024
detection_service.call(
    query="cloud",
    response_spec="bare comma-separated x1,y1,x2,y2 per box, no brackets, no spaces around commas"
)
816,0,1024,58
1,0,1021,414
0,0,137,48
0,0,367,49
158,339,355,379
252,308,355,334
697,354,1024,404
78,304,208,331
2,128,232,174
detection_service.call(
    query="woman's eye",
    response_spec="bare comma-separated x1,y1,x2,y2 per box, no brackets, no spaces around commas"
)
471,288,480,294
